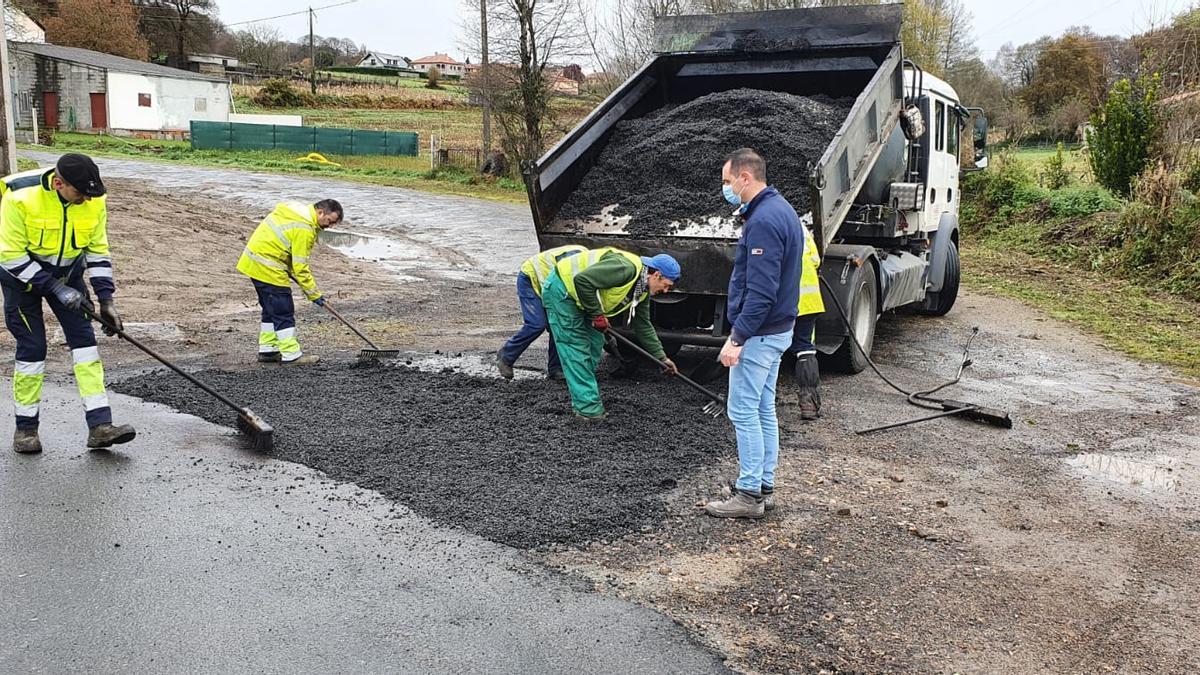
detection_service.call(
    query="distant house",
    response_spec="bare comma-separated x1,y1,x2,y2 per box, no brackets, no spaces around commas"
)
411,53,467,78
550,75,580,96
8,41,231,137
3,6,44,43
186,53,239,76
358,51,411,69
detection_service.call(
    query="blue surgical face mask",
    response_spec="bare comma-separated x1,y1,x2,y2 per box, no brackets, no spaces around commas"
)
722,178,742,206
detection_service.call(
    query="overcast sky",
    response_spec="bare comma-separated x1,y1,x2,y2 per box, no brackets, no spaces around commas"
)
210,0,1196,65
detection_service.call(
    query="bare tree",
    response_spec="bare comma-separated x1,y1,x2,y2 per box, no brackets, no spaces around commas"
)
136,0,218,66
463,0,588,167
234,24,285,73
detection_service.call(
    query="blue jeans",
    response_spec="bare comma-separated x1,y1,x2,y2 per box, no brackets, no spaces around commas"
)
728,330,793,493
498,272,560,373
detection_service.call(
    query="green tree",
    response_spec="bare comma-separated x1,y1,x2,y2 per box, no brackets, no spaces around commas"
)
1087,75,1159,197
1021,33,1107,116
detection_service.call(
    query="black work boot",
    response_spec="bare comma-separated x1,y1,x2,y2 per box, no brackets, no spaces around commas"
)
13,428,42,454
795,354,822,420
87,423,136,449
497,358,514,380
257,352,282,364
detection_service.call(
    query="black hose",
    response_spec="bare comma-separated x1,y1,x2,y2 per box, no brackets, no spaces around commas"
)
817,275,976,412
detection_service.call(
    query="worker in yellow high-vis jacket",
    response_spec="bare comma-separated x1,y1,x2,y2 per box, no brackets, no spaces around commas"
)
791,225,825,420
0,154,136,454
237,199,343,365
497,244,586,380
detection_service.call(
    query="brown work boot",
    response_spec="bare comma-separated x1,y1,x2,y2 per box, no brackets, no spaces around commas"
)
705,490,765,519
283,354,321,366
87,423,136,449
13,428,42,454
257,352,282,364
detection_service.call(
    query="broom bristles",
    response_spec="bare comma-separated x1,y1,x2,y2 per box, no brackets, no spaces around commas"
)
237,409,274,452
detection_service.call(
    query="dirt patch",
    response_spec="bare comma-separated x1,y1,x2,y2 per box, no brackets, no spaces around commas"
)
556,89,852,232
113,364,731,549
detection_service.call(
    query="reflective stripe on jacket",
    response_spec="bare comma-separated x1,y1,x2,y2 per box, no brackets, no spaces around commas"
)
236,201,322,300
556,247,646,317
520,244,586,297
0,168,114,299
798,226,825,317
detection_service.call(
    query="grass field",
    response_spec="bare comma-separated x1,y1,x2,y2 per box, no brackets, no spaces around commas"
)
28,132,526,202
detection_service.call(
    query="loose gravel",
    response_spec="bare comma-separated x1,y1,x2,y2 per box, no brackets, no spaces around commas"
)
115,363,731,549
556,89,853,234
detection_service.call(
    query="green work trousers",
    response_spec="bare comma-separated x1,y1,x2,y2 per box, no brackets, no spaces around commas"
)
542,271,606,417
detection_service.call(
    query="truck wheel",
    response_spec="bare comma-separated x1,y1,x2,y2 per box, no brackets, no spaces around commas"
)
825,262,878,374
918,240,960,316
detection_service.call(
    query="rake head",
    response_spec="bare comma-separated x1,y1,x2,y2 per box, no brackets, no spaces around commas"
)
357,348,401,362
703,400,725,418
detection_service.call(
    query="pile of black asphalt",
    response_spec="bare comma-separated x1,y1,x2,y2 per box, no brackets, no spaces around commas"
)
557,88,854,234
115,363,732,549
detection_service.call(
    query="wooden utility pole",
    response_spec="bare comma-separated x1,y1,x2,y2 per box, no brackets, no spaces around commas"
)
480,0,491,153
309,7,317,95
0,0,19,174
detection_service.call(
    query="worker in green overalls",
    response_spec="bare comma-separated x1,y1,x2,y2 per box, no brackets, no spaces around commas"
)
542,248,681,419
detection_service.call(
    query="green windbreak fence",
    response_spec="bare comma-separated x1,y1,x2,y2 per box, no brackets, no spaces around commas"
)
190,121,419,157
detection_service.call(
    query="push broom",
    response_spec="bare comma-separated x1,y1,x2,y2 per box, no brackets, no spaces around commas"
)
82,307,275,451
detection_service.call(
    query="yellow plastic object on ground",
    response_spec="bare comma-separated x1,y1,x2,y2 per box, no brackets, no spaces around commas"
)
294,152,342,168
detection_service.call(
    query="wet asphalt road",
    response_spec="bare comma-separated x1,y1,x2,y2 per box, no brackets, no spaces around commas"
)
19,150,537,284
0,383,726,673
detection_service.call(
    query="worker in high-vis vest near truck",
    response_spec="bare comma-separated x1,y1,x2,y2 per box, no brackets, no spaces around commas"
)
541,247,681,420
0,154,136,454
237,199,343,366
792,225,825,420
497,244,586,380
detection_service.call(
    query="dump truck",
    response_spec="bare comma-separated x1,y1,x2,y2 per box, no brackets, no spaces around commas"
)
522,4,987,372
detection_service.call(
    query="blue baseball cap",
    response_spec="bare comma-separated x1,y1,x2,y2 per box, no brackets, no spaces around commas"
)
641,254,681,282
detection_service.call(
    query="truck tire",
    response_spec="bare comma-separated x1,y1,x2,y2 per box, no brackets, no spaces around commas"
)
825,262,878,374
917,240,960,316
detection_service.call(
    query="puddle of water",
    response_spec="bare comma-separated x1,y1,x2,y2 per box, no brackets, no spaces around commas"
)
321,230,424,282
1065,452,1180,491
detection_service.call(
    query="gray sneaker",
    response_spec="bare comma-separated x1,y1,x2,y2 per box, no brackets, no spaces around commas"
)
726,479,775,511
497,358,514,380
13,428,42,454
283,354,321,366
705,491,765,519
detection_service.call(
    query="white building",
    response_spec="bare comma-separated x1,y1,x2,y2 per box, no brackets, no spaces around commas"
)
357,51,411,70
411,53,467,78
8,42,231,138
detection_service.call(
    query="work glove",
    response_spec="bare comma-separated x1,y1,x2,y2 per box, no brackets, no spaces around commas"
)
47,280,93,314
660,357,679,376
98,300,123,337
591,315,610,332
313,296,326,307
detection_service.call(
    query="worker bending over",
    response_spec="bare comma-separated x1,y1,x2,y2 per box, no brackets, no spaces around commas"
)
497,244,585,380
542,247,680,419
793,224,825,420
0,154,136,453
237,199,343,365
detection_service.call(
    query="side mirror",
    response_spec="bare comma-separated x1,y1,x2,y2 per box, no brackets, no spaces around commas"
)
965,107,988,172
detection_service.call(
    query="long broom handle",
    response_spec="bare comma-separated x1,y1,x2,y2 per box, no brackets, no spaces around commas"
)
321,302,380,350
607,330,726,406
81,306,249,415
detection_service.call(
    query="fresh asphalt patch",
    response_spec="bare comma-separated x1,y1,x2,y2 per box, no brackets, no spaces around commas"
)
114,362,732,549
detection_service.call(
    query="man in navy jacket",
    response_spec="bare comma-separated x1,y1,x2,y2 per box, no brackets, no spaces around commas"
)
706,148,802,519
